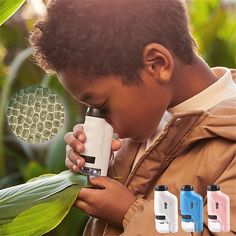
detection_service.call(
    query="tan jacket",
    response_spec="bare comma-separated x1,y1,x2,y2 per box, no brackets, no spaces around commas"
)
83,70,236,236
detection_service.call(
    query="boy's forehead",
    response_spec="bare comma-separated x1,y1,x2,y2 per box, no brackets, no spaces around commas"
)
57,70,117,101
57,70,94,98
57,69,145,102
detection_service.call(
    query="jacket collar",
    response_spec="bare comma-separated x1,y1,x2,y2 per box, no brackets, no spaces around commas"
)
108,69,236,197
125,97,236,197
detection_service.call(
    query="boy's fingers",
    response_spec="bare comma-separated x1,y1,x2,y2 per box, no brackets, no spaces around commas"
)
111,139,122,151
65,158,80,172
64,132,76,146
73,124,83,133
78,177,114,202
74,199,85,210
78,185,104,203
74,129,86,142
66,145,85,166
73,124,86,141
64,132,84,152
88,176,112,189
74,200,93,216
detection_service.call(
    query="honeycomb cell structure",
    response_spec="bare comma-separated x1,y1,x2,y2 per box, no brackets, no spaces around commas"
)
7,86,65,144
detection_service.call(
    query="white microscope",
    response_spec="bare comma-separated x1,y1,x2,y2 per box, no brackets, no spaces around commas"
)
154,185,178,233
80,107,113,176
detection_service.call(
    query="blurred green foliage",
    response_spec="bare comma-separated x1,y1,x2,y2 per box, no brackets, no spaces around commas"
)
188,0,236,67
0,0,25,26
0,2,88,235
0,0,235,235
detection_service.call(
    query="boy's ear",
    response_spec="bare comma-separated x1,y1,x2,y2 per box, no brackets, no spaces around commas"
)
143,43,174,84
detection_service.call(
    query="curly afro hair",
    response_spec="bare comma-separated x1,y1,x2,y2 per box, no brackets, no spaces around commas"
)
29,0,197,84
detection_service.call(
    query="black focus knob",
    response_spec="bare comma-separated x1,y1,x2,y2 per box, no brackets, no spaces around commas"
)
86,107,105,118
155,185,168,191
181,185,194,191
207,185,220,191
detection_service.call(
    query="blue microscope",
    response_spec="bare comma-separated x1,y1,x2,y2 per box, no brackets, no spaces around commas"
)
180,185,203,232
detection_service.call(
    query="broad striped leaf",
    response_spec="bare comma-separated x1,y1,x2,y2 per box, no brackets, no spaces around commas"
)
0,171,89,236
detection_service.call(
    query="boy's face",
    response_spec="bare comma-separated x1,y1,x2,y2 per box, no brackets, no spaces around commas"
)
58,69,171,142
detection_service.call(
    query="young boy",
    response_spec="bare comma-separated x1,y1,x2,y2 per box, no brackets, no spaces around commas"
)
30,0,236,235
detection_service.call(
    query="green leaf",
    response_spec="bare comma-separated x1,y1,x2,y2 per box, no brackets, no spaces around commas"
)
0,0,26,26
23,161,49,182
50,207,89,236
0,171,89,236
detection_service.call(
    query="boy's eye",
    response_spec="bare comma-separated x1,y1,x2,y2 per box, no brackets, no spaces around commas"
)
91,99,108,111
100,102,109,114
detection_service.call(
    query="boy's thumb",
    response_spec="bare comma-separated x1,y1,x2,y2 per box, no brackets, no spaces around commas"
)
88,176,111,189
111,139,122,151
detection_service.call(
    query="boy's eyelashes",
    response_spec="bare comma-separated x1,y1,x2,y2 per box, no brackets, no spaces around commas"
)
90,99,108,111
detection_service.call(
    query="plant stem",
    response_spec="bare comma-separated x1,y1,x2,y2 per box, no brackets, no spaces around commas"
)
0,47,32,178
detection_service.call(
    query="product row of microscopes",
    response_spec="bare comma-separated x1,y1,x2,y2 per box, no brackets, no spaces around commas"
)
154,184,230,233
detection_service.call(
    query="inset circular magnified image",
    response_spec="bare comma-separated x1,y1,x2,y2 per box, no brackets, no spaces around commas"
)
7,86,65,144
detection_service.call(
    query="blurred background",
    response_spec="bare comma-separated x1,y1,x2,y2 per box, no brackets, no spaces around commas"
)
0,0,235,235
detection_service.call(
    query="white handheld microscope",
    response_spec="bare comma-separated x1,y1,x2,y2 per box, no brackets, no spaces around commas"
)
154,185,178,233
80,107,113,176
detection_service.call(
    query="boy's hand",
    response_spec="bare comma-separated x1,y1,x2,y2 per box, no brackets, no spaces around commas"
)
64,124,122,172
75,176,136,226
